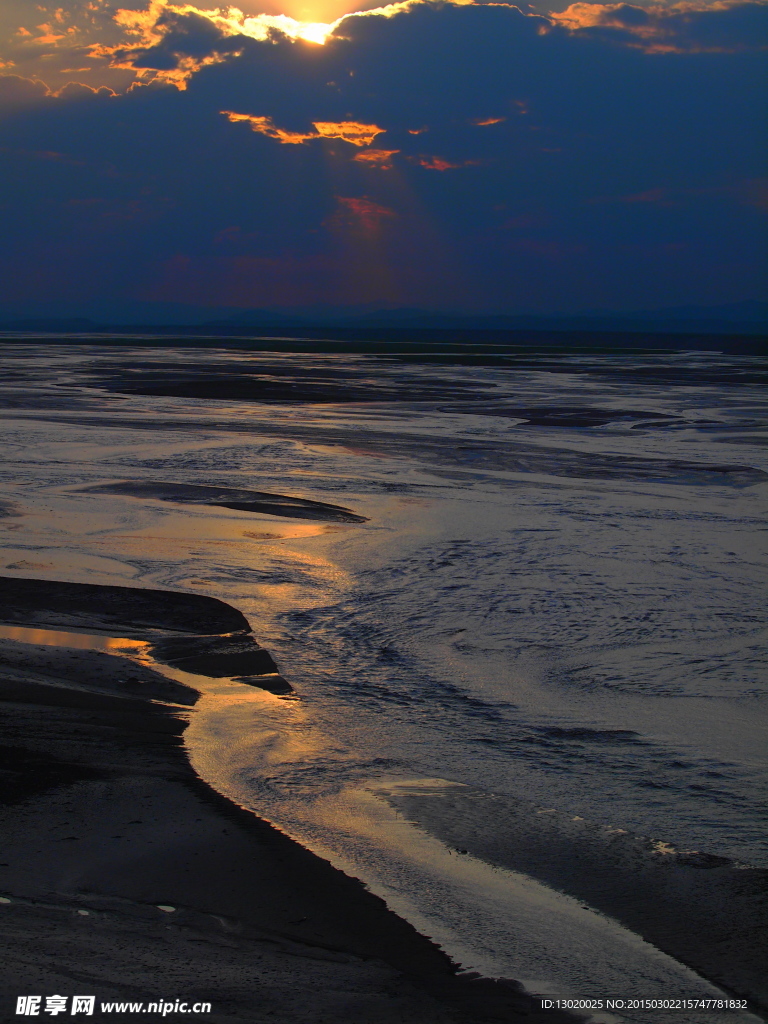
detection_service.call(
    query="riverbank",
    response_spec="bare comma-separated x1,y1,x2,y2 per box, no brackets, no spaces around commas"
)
0,579,581,1024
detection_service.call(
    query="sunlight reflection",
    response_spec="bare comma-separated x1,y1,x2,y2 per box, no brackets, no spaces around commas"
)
0,624,149,654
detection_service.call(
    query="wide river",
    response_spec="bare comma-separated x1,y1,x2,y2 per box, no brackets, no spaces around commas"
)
0,338,765,1022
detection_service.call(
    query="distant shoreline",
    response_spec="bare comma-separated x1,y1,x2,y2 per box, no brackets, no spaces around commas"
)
0,326,764,356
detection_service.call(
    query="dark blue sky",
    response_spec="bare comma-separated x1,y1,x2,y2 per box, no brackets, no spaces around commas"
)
1,0,765,317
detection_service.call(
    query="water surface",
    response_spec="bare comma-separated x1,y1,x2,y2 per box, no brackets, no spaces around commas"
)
0,340,765,1020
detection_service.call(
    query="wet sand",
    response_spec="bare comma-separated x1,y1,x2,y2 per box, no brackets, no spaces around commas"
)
0,578,581,1024
78,482,368,524
380,783,768,1013
0,577,291,694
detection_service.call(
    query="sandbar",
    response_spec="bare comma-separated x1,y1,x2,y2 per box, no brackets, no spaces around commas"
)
0,578,581,1023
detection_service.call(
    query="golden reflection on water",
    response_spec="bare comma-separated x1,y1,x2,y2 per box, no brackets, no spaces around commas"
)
108,517,333,545
0,623,148,653
186,684,328,798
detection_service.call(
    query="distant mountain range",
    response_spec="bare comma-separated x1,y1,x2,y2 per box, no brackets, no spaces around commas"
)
0,300,765,336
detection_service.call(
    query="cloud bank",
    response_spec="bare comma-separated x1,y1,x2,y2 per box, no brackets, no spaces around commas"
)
0,0,765,314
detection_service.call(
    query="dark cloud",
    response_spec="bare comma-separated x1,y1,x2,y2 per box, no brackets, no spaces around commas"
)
551,0,768,50
109,7,247,72
0,73,49,110
0,0,765,315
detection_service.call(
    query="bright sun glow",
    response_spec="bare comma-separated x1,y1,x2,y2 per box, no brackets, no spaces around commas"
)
294,19,335,41
228,0,428,43
248,12,337,42
82,0,428,91
174,1,424,47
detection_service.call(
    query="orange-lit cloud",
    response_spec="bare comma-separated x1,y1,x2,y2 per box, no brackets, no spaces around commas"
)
551,0,764,52
34,23,68,44
353,147,399,167
552,2,626,29
409,155,481,171
221,112,316,144
83,1,340,89
3,0,759,101
115,4,165,38
332,195,396,229
0,75,116,111
222,110,386,147
0,0,762,319
97,0,353,54
313,120,385,145
330,0,425,29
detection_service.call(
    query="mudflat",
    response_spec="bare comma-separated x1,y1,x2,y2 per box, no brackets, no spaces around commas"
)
77,482,368,524
0,578,580,1024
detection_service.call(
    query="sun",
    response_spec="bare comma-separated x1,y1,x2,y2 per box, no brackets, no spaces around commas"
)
293,19,335,42
244,13,337,42
225,0,388,31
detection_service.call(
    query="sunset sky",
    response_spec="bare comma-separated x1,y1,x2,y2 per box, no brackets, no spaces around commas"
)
1,0,765,318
